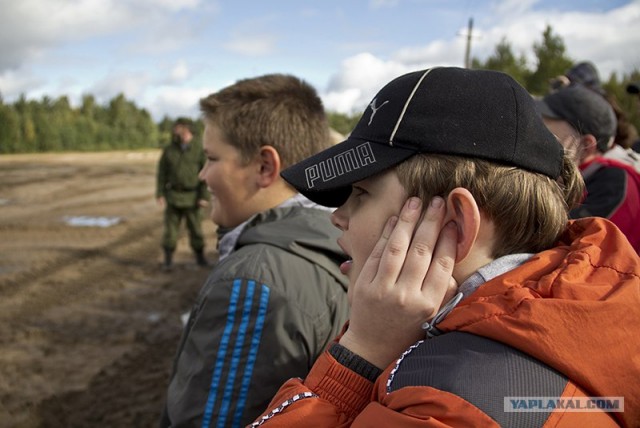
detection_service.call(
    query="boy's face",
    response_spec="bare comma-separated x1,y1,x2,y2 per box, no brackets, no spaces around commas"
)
542,117,584,165
199,122,260,228
331,169,408,301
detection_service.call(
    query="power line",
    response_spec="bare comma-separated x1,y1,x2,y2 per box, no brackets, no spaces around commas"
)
464,17,473,69
458,17,480,69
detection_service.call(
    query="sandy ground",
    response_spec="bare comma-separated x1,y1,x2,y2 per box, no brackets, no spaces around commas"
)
0,151,218,428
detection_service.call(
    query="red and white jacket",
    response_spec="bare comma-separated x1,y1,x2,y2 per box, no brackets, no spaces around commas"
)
572,156,640,253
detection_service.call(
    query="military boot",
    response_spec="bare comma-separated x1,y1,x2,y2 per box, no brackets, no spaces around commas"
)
195,249,209,267
163,248,174,272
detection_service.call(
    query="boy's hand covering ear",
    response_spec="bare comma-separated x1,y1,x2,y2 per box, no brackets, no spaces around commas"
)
339,196,458,370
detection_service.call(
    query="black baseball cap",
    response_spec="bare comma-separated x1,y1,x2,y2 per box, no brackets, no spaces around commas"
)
281,67,564,207
564,61,605,95
536,83,617,152
628,82,640,94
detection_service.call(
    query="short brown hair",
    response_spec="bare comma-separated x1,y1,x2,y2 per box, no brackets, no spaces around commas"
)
199,74,331,167
395,153,585,257
173,117,195,133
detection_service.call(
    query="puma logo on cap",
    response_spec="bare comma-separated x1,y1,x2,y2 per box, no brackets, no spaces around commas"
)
305,142,377,188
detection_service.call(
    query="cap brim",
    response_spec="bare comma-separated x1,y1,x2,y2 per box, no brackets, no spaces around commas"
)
281,137,416,207
627,82,640,94
534,98,561,120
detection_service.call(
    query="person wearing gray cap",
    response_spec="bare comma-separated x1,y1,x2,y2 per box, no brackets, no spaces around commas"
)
550,61,640,161
537,83,640,253
627,81,640,152
248,67,639,428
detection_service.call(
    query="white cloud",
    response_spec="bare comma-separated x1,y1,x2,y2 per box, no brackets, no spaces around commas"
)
323,1,640,114
1,0,638,121
322,88,362,114
222,13,280,56
88,71,152,104
393,39,466,68
549,3,640,77
0,0,207,71
471,2,640,77
369,0,399,9
146,85,212,120
0,1,128,70
493,0,539,18
224,34,278,56
0,69,44,99
300,8,320,18
323,53,409,113
135,0,202,12
170,60,190,82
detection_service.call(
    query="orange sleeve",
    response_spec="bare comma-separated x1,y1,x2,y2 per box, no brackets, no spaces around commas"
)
250,350,501,427
350,385,499,427
248,349,374,427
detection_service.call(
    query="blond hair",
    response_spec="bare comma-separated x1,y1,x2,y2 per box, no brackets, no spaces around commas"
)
199,74,331,167
395,153,584,257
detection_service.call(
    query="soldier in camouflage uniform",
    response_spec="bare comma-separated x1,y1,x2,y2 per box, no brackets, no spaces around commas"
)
156,118,209,270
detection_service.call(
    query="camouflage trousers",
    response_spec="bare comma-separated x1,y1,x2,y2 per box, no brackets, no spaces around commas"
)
162,204,205,252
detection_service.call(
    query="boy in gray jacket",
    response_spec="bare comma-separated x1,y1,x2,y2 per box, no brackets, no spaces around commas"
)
160,74,349,428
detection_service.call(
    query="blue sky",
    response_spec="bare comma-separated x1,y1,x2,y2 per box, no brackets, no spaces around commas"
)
1,0,638,120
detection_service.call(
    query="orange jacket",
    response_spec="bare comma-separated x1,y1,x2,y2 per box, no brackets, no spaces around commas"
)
249,218,640,428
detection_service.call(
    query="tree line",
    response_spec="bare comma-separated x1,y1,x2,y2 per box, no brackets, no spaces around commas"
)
333,26,640,140
0,25,638,154
0,93,160,154
470,25,640,139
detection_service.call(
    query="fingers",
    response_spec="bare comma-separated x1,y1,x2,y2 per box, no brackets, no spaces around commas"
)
356,215,398,285
396,197,448,286
374,197,425,289
420,220,458,305
374,196,458,314
344,196,459,367
362,195,457,304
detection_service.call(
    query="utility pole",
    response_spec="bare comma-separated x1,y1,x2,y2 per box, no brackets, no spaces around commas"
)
464,17,473,69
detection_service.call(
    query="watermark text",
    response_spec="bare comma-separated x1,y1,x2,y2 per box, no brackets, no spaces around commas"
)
504,397,624,412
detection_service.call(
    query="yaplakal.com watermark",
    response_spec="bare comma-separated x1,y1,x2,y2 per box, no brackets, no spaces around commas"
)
504,397,624,412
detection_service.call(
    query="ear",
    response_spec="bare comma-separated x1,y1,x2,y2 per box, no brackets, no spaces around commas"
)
444,188,481,262
580,134,599,159
256,145,282,188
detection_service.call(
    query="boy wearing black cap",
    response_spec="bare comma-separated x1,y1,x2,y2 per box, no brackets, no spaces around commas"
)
537,83,640,253
250,67,640,427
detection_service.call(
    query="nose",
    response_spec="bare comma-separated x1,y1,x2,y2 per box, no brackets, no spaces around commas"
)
330,205,348,231
198,164,206,181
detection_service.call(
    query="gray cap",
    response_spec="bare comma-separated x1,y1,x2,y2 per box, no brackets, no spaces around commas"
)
536,84,617,152
565,61,604,95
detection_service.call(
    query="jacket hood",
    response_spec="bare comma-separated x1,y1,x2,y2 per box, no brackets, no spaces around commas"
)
440,217,640,426
236,205,348,291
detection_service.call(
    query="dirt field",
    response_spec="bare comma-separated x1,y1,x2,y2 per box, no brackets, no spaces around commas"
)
0,151,218,428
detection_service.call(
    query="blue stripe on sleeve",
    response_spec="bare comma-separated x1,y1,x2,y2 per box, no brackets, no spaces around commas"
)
231,284,270,427
216,280,256,428
201,279,241,428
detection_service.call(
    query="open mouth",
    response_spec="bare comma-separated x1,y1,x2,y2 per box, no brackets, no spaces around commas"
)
339,259,352,275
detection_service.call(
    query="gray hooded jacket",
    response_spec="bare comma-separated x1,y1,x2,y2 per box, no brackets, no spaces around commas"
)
162,205,349,428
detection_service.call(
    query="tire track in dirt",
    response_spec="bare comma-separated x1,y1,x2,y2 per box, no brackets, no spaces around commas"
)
0,152,217,427
0,212,161,312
